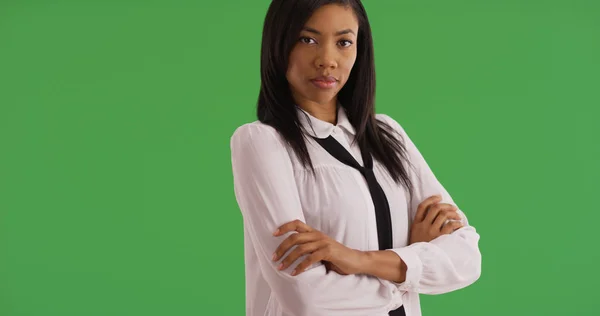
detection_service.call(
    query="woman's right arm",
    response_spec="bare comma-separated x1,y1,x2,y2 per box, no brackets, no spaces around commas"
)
230,123,403,316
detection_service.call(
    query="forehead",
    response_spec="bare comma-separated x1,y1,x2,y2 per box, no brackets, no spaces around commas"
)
304,4,359,31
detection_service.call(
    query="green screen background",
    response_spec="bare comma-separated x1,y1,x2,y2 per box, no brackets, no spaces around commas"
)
1,0,598,315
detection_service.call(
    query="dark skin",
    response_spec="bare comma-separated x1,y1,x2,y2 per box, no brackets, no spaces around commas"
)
277,3,464,283
286,4,358,124
272,194,464,282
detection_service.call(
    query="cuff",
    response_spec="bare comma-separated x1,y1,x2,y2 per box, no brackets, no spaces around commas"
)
387,245,423,292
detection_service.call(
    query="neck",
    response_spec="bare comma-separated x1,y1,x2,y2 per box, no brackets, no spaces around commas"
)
297,98,338,125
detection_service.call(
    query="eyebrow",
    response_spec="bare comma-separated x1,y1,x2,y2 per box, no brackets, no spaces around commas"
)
302,27,356,36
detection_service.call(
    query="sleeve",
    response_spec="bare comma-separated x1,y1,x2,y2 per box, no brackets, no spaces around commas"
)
377,114,482,295
230,123,404,316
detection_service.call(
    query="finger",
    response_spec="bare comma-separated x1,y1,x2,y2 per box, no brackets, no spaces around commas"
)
273,231,321,261
431,205,460,229
447,211,462,221
424,203,457,224
278,240,324,271
274,219,312,236
292,248,329,276
440,221,464,234
414,194,443,222
432,210,452,230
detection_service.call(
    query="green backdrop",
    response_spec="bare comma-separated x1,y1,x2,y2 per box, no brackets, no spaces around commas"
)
1,0,598,315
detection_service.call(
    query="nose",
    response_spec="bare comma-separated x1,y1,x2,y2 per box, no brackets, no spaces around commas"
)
314,46,338,69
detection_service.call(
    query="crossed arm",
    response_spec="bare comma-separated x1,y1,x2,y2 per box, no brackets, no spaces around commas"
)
231,118,482,315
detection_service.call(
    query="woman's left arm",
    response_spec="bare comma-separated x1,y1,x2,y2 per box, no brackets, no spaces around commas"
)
370,114,482,295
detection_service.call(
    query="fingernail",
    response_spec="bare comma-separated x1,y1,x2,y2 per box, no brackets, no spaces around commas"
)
273,229,280,236
291,269,297,276
272,253,277,261
278,263,283,270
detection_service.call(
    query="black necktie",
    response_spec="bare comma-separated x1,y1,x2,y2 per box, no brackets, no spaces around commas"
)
312,135,406,316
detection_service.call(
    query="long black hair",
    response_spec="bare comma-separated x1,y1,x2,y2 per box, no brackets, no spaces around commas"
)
257,0,414,198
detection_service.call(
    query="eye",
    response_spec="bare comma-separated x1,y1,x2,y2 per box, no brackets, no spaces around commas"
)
338,39,353,48
299,37,316,44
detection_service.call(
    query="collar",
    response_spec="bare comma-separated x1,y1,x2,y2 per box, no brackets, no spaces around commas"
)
296,103,356,139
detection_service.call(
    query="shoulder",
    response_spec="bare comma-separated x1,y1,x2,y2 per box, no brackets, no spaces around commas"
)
375,113,408,137
230,121,298,174
375,113,420,158
230,120,288,156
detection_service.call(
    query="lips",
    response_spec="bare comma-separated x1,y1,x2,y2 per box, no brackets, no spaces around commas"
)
313,75,337,83
311,76,338,89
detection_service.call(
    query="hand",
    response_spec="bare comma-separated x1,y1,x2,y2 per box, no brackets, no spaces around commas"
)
271,219,365,276
409,194,464,244
323,261,348,275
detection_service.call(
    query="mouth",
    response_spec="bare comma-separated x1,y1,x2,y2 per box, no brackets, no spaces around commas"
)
310,76,338,90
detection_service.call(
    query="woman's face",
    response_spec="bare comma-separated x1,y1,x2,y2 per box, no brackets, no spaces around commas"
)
286,4,359,108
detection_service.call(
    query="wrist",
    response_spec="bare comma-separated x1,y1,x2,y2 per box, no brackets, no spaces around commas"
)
358,250,407,283
358,250,375,275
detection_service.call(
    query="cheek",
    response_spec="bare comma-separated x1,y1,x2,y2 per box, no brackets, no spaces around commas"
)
286,61,299,79
286,56,303,83
286,65,303,94
339,55,357,81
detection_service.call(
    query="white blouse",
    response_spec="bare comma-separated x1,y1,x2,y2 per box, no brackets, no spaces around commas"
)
230,106,482,316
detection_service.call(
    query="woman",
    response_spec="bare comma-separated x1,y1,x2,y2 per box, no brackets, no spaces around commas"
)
230,1,482,315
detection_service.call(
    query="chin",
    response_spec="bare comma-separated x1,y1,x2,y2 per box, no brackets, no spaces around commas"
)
310,96,336,106
306,91,338,105
292,85,339,107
